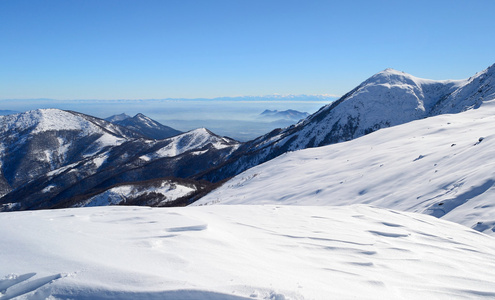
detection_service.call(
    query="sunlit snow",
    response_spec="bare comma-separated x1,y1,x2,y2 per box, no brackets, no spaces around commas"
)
197,100,495,235
2,205,495,299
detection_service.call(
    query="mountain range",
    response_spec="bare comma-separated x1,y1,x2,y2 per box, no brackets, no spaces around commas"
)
0,110,238,210
198,64,495,182
258,109,310,121
1,64,495,215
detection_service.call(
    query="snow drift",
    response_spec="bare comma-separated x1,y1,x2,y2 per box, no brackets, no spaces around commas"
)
2,205,495,299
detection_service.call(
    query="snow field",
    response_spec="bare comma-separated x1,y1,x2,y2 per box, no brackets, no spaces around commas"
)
2,205,495,299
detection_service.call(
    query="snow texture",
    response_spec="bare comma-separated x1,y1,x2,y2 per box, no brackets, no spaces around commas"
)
2,205,495,299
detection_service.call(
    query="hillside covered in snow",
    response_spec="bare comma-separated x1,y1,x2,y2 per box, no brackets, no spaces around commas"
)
196,99,495,235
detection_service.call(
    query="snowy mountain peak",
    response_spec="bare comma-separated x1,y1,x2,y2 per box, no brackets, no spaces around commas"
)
200,64,495,183
179,127,237,146
190,127,213,136
378,67,405,75
143,127,240,160
134,113,151,121
134,113,147,118
366,68,438,88
106,112,182,139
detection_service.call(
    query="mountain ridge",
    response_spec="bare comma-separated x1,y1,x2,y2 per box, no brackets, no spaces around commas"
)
198,64,495,182
0,109,239,210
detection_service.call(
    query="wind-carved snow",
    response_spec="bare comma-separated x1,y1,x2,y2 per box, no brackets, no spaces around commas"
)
196,99,495,236
2,205,495,299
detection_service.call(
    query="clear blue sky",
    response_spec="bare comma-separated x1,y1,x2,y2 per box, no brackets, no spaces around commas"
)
1,0,494,100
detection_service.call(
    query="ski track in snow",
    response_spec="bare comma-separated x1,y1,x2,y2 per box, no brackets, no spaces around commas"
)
2,205,495,299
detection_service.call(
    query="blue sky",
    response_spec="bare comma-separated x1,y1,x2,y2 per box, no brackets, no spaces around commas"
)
1,0,494,100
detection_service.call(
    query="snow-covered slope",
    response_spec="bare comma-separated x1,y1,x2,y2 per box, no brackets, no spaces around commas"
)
2,205,495,299
196,99,495,236
200,64,495,182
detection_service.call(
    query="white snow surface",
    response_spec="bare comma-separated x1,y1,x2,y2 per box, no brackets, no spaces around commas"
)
2,205,495,299
196,100,495,235
76,181,196,207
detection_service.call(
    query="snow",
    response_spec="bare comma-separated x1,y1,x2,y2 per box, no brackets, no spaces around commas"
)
46,162,80,177
93,134,126,149
0,109,99,136
41,185,56,193
91,154,108,169
196,99,495,235
135,113,156,128
246,65,495,158
139,155,151,161
2,205,495,299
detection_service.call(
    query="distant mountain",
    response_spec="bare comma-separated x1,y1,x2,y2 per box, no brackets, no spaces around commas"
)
0,110,18,116
105,113,131,123
208,94,337,101
0,109,141,197
0,109,239,211
198,64,495,182
106,113,182,139
259,109,309,121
